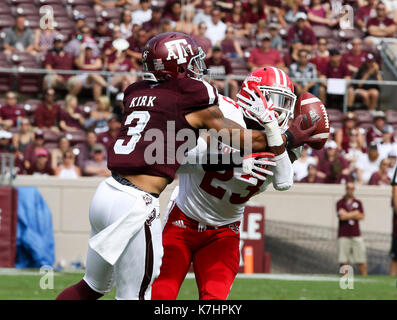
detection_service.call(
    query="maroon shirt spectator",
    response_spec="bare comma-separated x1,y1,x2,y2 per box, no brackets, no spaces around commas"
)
242,0,265,24
44,36,74,80
142,6,164,37
205,54,233,77
59,95,85,132
368,159,391,185
342,38,368,76
321,49,351,79
337,193,364,238
0,91,26,129
192,22,213,57
26,148,54,176
298,164,324,183
317,141,350,184
366,2,397,38
126,29,149,66
97,115,121,151
23,130,50,171
286,12,317,51
34,88,61,130
248,33,284,71
356,0,377,30
366,111,390,146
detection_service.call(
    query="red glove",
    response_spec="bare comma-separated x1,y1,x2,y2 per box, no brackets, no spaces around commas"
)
285,115,322,149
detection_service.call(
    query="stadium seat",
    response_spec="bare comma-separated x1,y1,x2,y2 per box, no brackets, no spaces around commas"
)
24,15,41,29
43,142,58,153
0,60,14,93
100,8,122,20
10,52,37,65
37,0,65,4
330,121,343,131
54,18,76,30
42,4,68,17
326,108,343,123
354,110,373,124
359,122,373,132
386,110,397,124
338,28,363,41
72,5,96,18
13,4,39,16
0,16,15,29
65,129,87,145
42,129,61,142
0,5,11,15
312,25,334,39
65,0,92,6
8,0,33,4
17,61,43,94
23,99,42,115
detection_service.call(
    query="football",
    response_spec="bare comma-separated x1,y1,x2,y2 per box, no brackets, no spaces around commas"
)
294,92,330,150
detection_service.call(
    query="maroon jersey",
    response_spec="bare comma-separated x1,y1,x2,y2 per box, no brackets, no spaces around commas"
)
337,197,364,237
107,78,219,181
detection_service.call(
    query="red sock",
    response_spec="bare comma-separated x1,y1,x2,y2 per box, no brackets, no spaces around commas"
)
56,279,103,300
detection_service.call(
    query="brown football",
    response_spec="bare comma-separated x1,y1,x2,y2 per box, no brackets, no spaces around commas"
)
294,92,330,150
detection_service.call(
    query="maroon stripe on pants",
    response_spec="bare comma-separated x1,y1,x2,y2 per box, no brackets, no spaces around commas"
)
139,223,154,300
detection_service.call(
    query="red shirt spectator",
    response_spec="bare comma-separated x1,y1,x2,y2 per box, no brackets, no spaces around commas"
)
366,2,397,38
317,141,350,184
248,34,284,71
34,88,61,130
44,40,74,80
205,55,233,77
321,49,351,79
368,159,391,185
356,0,377,30
336,194,364,237
97,115,121,151
26,148,54,176
0,92,26,128
286,13,317,50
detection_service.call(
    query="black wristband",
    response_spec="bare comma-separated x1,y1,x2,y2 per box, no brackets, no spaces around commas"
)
284,130,294,149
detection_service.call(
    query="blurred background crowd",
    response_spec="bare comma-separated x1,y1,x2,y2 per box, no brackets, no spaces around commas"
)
0,0,396,185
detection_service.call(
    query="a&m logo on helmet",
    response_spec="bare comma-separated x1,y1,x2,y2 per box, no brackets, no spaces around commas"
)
165,39,194,64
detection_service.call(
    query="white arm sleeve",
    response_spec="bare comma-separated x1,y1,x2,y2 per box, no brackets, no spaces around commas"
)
271,150,294,191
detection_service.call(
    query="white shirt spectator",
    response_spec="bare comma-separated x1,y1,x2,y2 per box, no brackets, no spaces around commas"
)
378,141,397,160
131,8,152,26
293,155,317,181
355,152,384,184
193,11,212,26
205,19,227,46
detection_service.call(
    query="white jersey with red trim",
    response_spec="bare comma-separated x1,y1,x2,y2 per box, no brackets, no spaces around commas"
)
175,95,272,226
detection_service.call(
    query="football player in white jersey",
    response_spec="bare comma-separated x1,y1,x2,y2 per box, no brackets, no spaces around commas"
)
152,67,303,300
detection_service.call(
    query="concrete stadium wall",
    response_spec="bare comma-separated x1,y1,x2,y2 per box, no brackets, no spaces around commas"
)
13,176,393,266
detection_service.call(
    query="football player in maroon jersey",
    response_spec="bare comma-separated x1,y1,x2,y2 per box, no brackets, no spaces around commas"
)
56,32,319,300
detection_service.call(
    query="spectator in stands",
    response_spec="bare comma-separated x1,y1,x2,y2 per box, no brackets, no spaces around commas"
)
65,26,100,58
69,44,108,102
34,88,61,132
220,26,244,59
306,0,338,27
33,26,59,56
0,91,26,130
193,0,213,26
347,53,382,111
342,38,368,76
267,23,283,52
205,7,227,46
286,12,317,52
320,48,351,110
192,22,213,58
83,143,111,177
23,130,49,171
97,114,121,150
336,181,367,276
26,148,54,176
243,0,266,24
377,125,397,159
365,1,397,46
299,163,324,183
127,28,149,66
76,130,99,168
335,112,365,153
93,18,113,48
205,46,238,100
278,0,307,26
387,150,397,180
356,141,384,184
55,149,81,179
142,6,164,38
3,15,35,56
247,33,285,72
73,14,87,34
309,37,330,74
292,145,317,182
12,117,34,154
384,0,397,23
368,158,391,185
163,0,182,26
103,26,123,61
106,48,136,94
132,0,153,26
59,95,86,132
317,140,350,184
159,19,173,33
342,128,366,176
50,135,71,171
86,96,113,134
224,1,250,37
117,9,133,40
366,110,391,146
43,35,74,91
289,48,318,96
356,0,377,31
175,5,198,35
0,130,14,154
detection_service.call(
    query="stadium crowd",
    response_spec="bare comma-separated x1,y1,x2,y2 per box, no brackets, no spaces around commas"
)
0,0,396,185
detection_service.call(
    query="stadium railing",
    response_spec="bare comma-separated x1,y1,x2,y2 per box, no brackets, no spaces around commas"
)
1,67,397,113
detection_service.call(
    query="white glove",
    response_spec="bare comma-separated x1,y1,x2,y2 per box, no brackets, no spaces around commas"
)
242,152,276,180
236,82,277,126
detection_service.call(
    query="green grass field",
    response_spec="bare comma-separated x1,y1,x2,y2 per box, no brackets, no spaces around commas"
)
0,270,396,300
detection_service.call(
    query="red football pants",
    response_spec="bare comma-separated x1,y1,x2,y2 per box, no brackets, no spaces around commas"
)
152,204,240,300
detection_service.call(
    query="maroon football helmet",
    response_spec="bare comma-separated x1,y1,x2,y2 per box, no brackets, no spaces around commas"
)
142,32,207,82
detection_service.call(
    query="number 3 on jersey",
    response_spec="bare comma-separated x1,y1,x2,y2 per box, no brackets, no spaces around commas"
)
113,111,150,155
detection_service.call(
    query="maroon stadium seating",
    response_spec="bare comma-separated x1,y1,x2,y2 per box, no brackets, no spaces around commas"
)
23,99,42,117
42,129,62,143
65,129,88,145
327,108,344,123
100,7,122,20
13,3,39,16
65,0,92,6
386,110,397,124
0,15,15,29
8,0,33,4
37,0,65,4
312,25,334,39
72,5,96,18
354,110,373,124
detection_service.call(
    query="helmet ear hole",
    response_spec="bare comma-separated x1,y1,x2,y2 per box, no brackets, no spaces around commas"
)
178,66,185,74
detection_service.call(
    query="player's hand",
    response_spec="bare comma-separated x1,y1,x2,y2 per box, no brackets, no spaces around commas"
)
285,115,322,148
242,152,276,180
236,82,277,126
